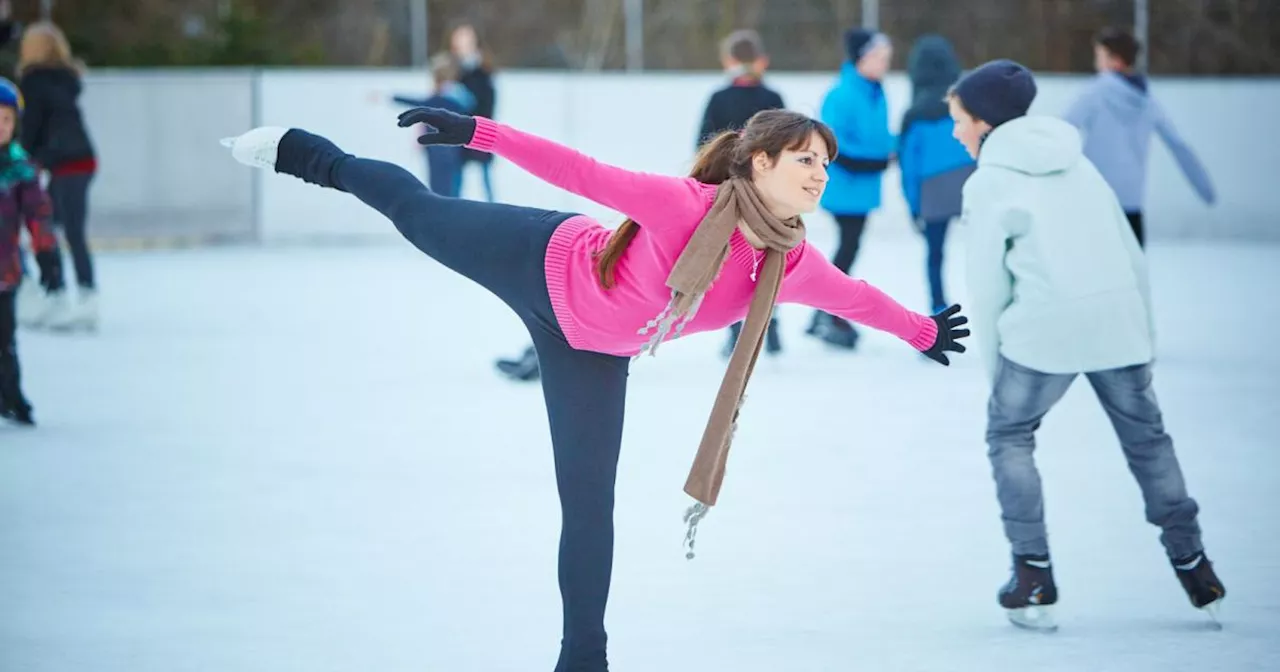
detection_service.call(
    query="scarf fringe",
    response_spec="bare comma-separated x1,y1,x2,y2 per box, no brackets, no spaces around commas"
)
634,291,706,359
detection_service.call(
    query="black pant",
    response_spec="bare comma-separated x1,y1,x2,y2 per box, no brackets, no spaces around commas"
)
49,173,95,289
280,130,626,671
831,213,868,274
0,290,28,414
1125,211,1144,249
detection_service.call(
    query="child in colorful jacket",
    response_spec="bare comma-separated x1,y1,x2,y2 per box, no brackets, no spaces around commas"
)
0,76,62,425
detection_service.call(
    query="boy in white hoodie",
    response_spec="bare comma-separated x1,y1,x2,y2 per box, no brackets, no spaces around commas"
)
948,59,1224,631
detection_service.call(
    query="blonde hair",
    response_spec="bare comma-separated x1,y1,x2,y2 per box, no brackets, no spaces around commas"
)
18,22,82,75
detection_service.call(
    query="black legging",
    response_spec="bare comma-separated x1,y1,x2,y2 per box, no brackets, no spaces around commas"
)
831,213,867,274
49,173,95,289
278,130,624,672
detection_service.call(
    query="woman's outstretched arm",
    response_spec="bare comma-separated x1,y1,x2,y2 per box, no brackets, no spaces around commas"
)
465,116,713,228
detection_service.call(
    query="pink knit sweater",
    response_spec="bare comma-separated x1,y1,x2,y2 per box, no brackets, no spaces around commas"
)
466,117,937,357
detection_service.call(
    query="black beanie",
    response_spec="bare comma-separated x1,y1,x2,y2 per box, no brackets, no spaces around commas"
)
844,28,887,63
952,59,1037,128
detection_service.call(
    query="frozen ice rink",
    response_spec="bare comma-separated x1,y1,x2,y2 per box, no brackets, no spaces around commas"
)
2,224,1277,671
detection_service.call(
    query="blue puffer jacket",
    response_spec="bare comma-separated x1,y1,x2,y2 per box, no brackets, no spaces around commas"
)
819,63,893,216
899,117,974,219
898,35,975,221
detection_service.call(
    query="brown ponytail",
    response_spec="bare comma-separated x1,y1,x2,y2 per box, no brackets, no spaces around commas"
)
592,109,837,289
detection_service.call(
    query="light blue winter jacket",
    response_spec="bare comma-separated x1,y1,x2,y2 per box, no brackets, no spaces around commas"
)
962,116,1155,385
1063,72,1215,212
819,63,893,215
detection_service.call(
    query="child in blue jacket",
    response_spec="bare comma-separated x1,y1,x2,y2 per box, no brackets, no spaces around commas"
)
812,28,894,349
898,35,975,314
391,53,476,197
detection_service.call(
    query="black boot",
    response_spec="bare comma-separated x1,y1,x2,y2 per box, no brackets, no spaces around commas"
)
1172,552,1225,609
495,346,540,382
765,317,782,355
275,130,353,190
721,322,743,358
0,348,33,426
998,553,1058,631
805,312,858,350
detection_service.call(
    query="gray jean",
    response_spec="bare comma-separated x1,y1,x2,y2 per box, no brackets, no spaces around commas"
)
986,356,1203,560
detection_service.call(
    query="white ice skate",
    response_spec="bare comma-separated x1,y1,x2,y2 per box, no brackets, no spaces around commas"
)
1005,604,1058,632
22,289,74,331
47,289,98,333
219,127,289,170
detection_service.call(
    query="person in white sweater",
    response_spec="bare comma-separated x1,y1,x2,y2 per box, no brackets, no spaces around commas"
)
947,59,1224,631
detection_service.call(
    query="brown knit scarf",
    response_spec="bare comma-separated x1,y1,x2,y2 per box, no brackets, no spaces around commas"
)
635,177,805,512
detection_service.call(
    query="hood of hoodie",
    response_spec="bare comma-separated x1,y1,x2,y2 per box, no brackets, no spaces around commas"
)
908,35,962,94
901,36,961,132
979,116,1082,176
1093,71,1152,120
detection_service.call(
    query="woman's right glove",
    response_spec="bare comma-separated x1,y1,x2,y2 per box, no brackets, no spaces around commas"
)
922,303,970,366
396,107,477,146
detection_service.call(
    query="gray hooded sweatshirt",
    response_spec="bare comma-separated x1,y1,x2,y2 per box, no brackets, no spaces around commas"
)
1063,72,1215,212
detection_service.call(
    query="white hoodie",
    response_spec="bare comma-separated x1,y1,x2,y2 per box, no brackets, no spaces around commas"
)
961,115,1154,384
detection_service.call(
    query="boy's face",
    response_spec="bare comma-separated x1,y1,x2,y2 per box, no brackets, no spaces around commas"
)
1093,45,1128,73
0,107,15,145
948,97,990,159
856,43,893,81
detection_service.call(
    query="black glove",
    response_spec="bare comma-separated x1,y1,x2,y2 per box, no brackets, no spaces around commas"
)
922,303,970,366
396,107,477,146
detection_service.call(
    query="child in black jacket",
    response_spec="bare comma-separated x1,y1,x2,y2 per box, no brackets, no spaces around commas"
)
700,30,788,358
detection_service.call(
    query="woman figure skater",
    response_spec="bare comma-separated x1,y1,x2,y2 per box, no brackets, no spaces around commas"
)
220,107,969,671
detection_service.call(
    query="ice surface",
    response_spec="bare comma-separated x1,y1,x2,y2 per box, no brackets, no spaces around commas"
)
2,227,1277,672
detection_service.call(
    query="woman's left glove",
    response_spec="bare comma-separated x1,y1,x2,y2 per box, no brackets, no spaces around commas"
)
396,107,477,146
922,304,970,366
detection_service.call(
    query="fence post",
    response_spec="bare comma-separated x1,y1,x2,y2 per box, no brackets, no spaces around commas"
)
625,0,644,72
1135,0,1149,71
409,0,429,67
862,0,879,30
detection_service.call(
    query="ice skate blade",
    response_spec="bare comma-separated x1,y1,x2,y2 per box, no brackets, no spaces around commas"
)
1006,604,1058,632
1201,599,1224,630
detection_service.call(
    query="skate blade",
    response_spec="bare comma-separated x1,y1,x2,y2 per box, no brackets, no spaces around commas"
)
1201,599,1224,630
1006,604,1058,632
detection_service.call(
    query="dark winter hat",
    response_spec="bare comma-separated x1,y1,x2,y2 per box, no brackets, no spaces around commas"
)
844,28,889,63
951,59,1037,128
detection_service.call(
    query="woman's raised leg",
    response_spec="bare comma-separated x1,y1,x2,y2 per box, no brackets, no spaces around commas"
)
224,127,570,311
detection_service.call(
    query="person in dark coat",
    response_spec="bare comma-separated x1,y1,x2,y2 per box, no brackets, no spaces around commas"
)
699,29,788,358
898,35,975,314
18,21,98,331
449,23,497,202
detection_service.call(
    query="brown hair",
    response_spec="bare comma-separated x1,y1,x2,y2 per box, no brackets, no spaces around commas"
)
430,52,459,87
18,22,81,75
721,29,765,65
593,109,837,289
1096,27,1141,68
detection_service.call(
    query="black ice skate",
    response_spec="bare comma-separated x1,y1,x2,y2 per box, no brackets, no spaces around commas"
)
0,352,34,426
804,311,858,350
1173,552,1226,628
998,553,1058,632
495,346,540,382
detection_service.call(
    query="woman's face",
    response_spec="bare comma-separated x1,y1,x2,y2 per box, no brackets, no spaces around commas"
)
751,131,831,218
451,25,478,57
